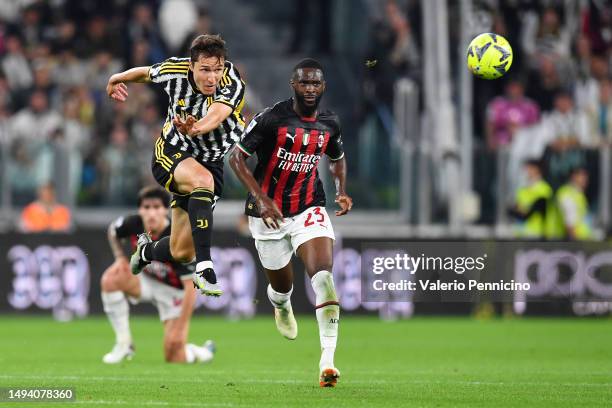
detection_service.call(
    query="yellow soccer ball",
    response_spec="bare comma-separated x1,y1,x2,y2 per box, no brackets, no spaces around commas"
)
467,33,513,80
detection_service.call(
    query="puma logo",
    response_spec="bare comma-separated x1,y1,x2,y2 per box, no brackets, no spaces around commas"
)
286,132,295,142
196,219,208,229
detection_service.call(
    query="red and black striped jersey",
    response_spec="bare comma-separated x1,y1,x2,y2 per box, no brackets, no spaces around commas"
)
112,214,193,289
236,98,344,217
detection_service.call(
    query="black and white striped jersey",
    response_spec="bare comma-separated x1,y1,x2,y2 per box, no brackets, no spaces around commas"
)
148,57,246,163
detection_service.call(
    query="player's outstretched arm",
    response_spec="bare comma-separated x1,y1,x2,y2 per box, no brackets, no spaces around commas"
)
106,66,151,102
229,148,283,229
329,157,353,216
174,102,233,138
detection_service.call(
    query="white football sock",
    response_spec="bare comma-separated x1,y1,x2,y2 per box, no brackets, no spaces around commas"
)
267,284,293,309
101,291,132,346
311,270,339,370
196,260,214,273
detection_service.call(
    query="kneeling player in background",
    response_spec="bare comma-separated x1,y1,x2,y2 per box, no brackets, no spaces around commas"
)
100,186,215,364
230,58,353,387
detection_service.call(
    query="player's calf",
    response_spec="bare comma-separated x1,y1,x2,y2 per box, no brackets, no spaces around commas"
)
175,162,221,296
267,285,298,340
169,238,195,264
101,262,141,364
101,288,133,364
143,236,179,263
188,187,222,296
141,208,193,264
311,270,340,381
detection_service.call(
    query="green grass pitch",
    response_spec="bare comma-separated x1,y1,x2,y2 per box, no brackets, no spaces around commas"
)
1,315,611,407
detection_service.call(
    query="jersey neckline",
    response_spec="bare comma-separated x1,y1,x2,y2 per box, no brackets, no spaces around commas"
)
287,97,318,122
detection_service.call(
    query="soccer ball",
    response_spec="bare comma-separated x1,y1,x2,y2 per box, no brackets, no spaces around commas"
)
467,33,513,80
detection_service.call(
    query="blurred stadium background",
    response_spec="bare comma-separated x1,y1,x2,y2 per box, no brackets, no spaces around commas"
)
2,1,612,406
1,0,612,318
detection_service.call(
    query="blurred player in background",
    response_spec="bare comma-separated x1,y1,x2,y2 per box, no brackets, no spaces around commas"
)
508,159,554,239
106,34,245,297
100,186,215,364
556,167,594,240
230,58,352,387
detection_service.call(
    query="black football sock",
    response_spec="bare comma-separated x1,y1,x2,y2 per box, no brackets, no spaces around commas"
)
188,188,217,284
142,236,173,262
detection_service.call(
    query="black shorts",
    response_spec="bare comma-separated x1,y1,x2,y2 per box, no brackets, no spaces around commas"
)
151,137,224,212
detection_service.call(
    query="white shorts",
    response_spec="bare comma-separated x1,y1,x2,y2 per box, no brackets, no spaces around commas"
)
248,206,335,270
129,273,185,322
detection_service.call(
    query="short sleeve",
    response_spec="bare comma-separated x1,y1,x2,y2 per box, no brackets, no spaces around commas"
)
214,62,245,110
148,57,190,83
113,215,144,239
236,108,271,157
325,115,344,161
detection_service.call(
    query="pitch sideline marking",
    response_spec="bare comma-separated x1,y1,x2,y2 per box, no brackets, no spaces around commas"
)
75,400,232,407
0,374,611,388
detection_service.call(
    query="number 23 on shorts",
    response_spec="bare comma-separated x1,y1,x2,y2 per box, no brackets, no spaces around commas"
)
304,207,325,227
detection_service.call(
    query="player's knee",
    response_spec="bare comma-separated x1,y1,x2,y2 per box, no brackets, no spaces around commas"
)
100,270,118,292
187,169,214,192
